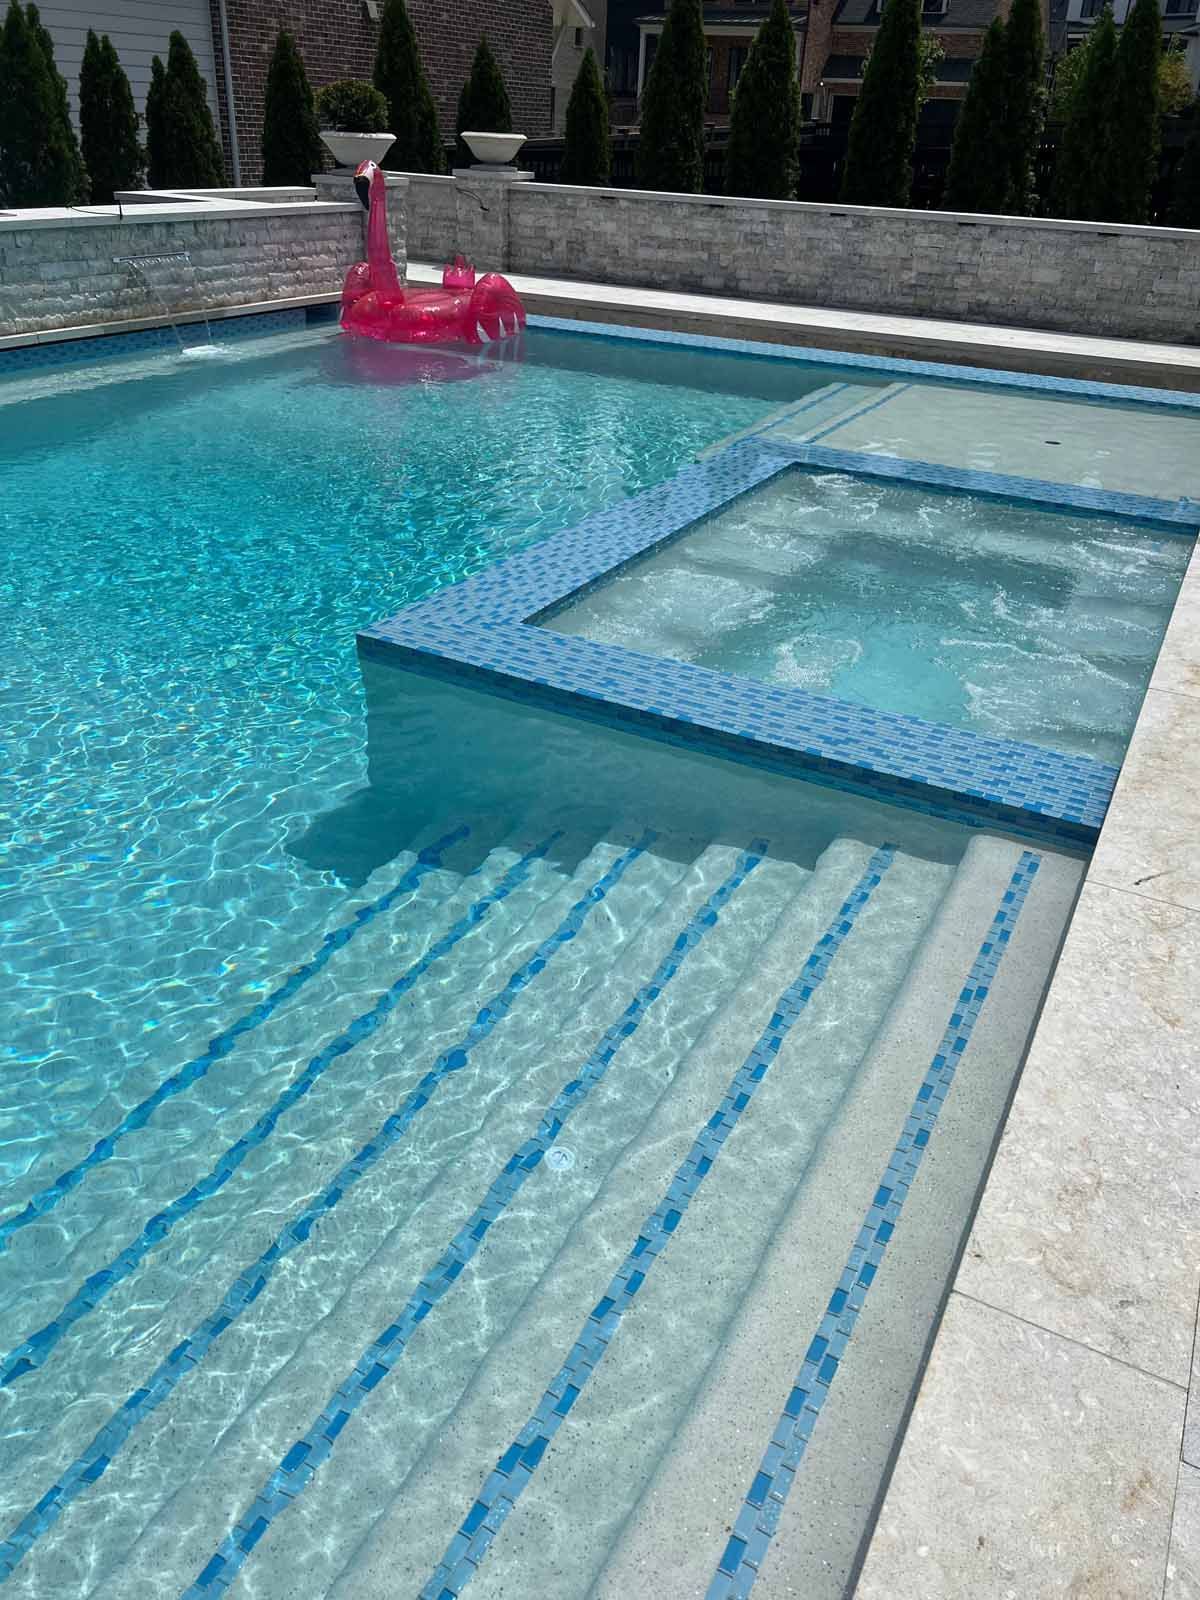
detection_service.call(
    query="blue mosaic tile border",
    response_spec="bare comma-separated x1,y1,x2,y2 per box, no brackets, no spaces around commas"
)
528,314,1200,411
177,835,760,1599
0,306,307,376
708,849,1041,1599
0,825,471,1253
0,830,651,1584
0,832,562,1392
361,439,1122,843
768,440,1200,531
420,844,896,1600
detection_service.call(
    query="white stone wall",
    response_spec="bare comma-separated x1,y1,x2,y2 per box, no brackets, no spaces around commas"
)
403,174,1200,345
0,203,383,338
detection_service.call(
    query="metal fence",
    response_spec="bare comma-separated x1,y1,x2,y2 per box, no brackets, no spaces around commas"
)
499,116,1192,222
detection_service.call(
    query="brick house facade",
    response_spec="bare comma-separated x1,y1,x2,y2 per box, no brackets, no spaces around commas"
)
207,0,555,183
633,0,1002,126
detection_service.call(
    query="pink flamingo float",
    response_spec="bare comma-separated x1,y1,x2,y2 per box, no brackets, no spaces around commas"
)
341,162,526,347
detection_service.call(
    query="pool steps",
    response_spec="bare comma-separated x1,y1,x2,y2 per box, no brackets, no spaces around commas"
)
597,837,1085,1600
47,836,794,1600
0,826,1081,1600
0,833,645,1475
379,841,950,1599
0,828,581,1386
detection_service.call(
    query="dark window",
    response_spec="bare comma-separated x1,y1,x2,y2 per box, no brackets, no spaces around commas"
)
1079,0,1101,17
608,46,638,94
728,45,749,91
922,0,948,14
1164,0,1197,16
574,26,584,47
706,46,715,89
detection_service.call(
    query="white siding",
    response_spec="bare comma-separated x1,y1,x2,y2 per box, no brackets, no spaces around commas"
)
37,1,219,120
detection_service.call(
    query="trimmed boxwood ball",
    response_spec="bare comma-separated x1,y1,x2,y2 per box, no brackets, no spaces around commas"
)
316,79,389,133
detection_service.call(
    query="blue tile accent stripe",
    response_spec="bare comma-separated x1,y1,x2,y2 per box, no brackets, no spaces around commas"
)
764,439,1200,531
0,308,307,377
360,436,1126,844
706,849,1042,1600
0,826,470,1253
174,836,760,1600
0,831,654,1585
419,844,897,1600
527,314,1200,412
0,832,564,1391
805,382,913,442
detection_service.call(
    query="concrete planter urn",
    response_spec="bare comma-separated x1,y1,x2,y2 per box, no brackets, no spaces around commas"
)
320,131,394,169
462,132,527,166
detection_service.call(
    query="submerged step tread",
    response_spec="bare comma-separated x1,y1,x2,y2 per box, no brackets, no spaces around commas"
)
599,838,1085,1600
456,844,955,1600
83,843,798,1600
326,836,939,1600
5,836,683,1599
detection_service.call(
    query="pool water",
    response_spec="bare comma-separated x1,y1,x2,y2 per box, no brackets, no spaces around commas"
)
546,468,1192,765
0,326,833,1186
0,321,1167,1599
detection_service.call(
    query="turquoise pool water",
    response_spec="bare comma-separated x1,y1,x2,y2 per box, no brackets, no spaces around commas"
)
0,322,1135,1600
545,467,1192,765
0,327,831,1185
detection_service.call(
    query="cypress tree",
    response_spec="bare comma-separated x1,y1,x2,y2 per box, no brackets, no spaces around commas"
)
145,54,166,187
374,0,444,173
636,0,706,192
1052,6,1118,220
1109,0,1161,223
561,47,611,185
1002,0,1045,214
943,17,1009,212
455,36,512,164
1171,95,1200,227
0,0,85,206
157,30,224,188
261,29,322,185
26,3,88,201
79,30,143,203
840,0,923,206
725,0,801,199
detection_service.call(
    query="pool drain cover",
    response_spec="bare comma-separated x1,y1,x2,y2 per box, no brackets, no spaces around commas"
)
545,1148,576,1172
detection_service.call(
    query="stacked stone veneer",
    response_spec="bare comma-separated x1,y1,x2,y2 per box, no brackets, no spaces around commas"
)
405,177,1200,345
0,204,383,338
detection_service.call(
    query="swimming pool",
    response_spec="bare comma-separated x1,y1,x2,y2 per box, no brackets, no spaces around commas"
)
0,314,1194,1600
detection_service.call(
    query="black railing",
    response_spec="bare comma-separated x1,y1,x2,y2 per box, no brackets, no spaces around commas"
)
495,115,1191,221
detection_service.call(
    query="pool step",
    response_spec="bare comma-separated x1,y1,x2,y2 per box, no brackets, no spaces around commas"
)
56,838,799,1600
324,836,955,1600
3,831,698,1598
697,382,889,461
0,830,610,1498
584,836,1085,1600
